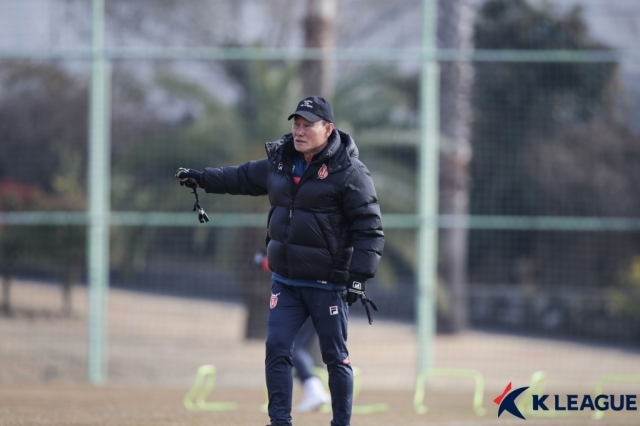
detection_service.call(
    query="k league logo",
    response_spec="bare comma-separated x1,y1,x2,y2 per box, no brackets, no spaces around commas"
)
494,382,529,419
494,381,638,420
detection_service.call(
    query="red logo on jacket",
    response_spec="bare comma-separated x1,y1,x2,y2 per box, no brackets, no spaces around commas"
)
318,164,329,179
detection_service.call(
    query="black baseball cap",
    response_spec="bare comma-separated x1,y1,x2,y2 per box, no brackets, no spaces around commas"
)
287,96,334,123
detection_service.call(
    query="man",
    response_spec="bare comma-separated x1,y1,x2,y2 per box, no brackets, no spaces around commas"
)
175,96,384,426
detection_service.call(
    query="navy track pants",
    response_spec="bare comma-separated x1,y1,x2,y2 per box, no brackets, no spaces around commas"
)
265,281,352,426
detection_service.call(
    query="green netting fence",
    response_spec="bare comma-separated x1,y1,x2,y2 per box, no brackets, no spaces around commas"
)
1,0,640,403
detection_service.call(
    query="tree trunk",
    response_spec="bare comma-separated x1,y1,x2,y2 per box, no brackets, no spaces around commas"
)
239,0,340,345
437,0,474,333
61,268,74,316
301,0,337,97
297,0,337,364
242,229,271,340
1,272,11,316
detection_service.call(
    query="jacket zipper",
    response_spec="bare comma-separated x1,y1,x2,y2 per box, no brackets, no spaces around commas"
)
289,164,295,221
282,165,295,276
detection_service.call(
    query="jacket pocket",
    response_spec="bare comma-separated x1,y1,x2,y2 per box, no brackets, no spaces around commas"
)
314,213,339,261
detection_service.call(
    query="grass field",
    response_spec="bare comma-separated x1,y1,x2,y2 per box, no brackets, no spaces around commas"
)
2,280,640,425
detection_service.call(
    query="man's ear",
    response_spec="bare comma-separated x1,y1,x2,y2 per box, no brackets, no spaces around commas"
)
325,122,335,138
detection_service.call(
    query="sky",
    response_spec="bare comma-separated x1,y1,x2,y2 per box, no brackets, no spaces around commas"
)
1,0,639,107
565,0,640,50
1,0,639,51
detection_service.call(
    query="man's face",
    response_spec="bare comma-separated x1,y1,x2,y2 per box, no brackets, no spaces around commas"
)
292,116,334,156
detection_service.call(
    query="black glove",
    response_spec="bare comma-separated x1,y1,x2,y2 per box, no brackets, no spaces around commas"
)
343,276,379,324
175,167,202,189
345,277,366,306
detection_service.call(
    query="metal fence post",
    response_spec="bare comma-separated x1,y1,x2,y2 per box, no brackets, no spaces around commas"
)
87,0,111,385
417,0,440,382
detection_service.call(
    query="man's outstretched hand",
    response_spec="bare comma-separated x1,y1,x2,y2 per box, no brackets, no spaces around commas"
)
175,167,202,189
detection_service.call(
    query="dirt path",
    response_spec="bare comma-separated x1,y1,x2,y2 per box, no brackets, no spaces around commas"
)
2,280,640,424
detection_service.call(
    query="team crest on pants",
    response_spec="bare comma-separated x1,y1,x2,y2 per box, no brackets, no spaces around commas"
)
270,292,280,309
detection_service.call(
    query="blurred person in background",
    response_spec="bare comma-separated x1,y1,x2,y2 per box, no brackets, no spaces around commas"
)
176,96,384,426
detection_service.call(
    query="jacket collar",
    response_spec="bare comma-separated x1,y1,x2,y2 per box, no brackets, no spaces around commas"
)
265,129,357,171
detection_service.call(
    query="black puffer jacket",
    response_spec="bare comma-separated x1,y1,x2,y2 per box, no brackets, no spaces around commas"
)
200,129,384,287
